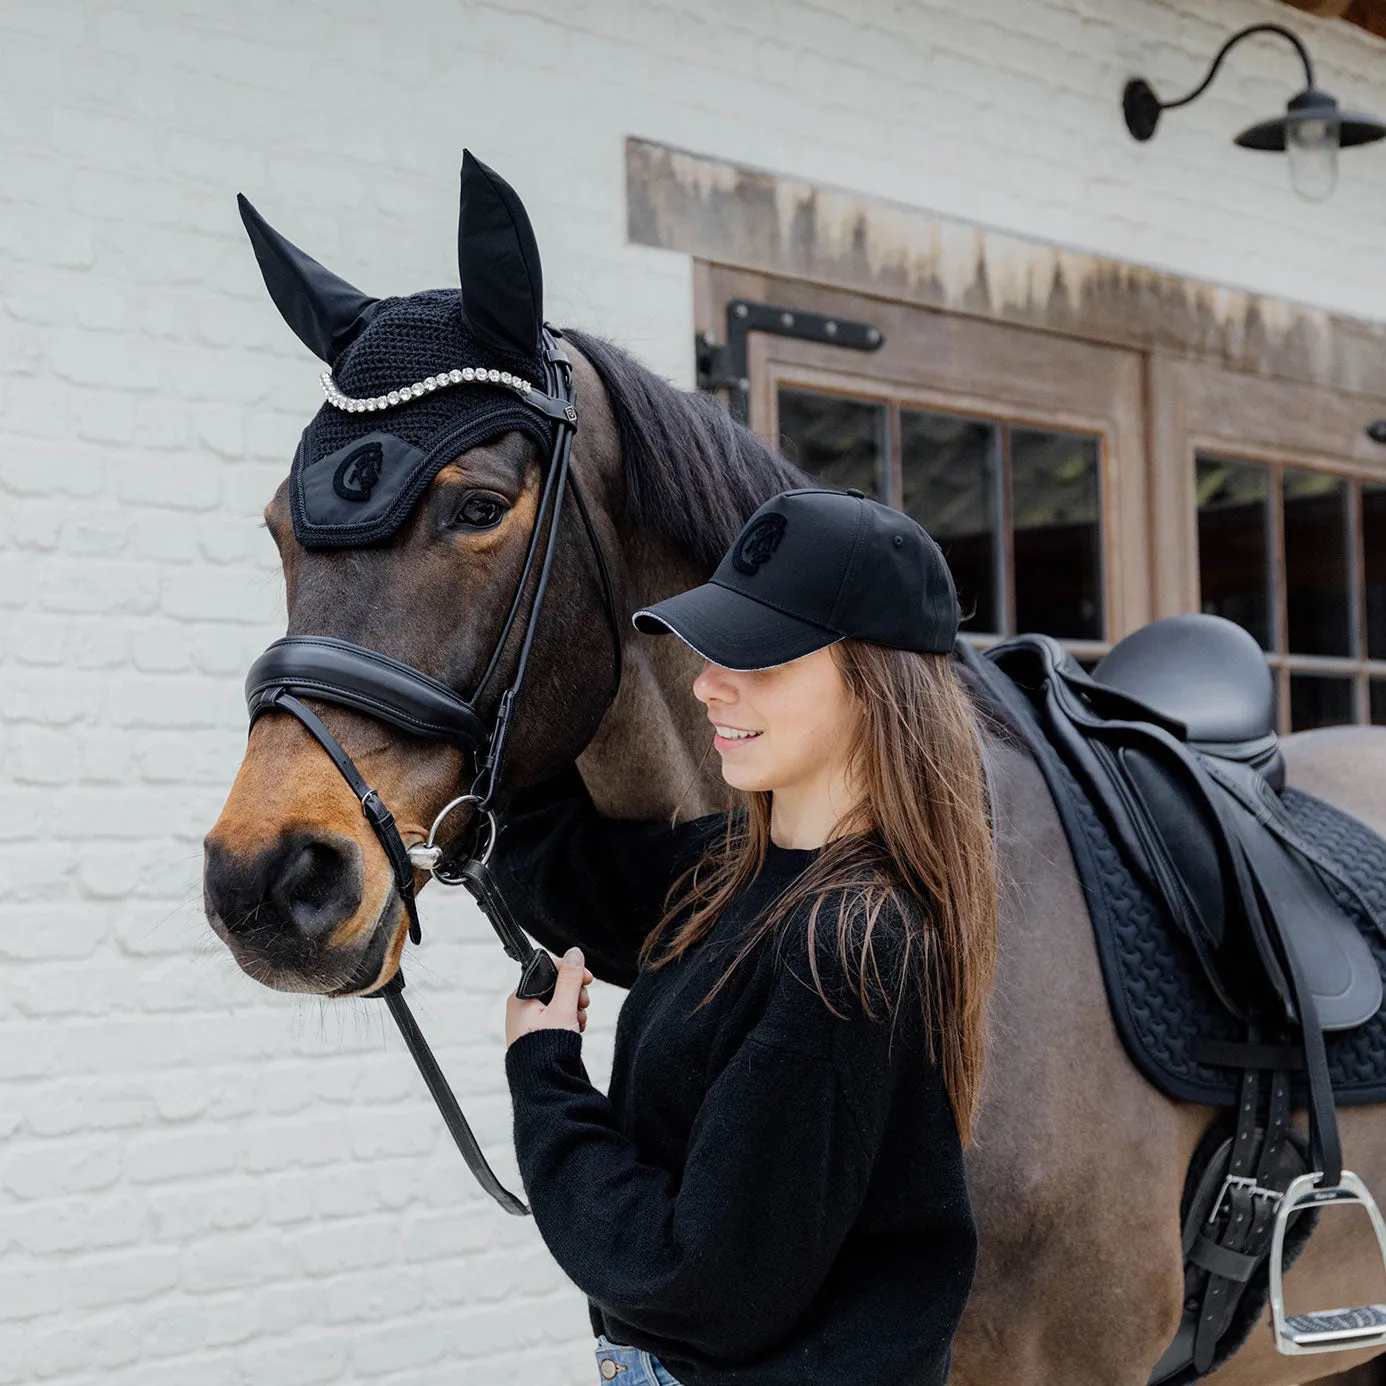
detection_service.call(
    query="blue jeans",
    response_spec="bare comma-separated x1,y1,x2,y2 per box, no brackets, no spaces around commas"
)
593,1332,685,1384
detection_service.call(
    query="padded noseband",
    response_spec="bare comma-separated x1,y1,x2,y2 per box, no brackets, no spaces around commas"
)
246,635,489,748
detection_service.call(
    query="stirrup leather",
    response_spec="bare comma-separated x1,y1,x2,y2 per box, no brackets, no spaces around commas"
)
1269,1169,1386,1354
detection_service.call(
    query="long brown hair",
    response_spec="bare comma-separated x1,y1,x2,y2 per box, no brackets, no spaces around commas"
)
635,641,999,1146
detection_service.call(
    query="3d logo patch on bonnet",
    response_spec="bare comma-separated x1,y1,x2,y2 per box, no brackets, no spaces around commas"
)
332,441,384,503
292,431,430,543
731,512,787,575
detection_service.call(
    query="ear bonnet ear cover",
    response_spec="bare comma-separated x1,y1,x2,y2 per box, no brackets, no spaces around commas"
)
458,150,544,356
238,194,381,365
241,152,553,550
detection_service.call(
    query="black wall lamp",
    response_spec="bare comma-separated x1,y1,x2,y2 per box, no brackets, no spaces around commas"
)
1124,23,1386,201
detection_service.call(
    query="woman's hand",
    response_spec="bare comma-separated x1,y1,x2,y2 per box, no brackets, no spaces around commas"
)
506,946,594,1047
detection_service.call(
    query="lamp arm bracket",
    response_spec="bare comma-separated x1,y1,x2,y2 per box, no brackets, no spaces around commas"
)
1159,23,1316,113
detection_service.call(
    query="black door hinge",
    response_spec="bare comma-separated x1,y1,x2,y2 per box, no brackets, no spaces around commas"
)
695,299,885,426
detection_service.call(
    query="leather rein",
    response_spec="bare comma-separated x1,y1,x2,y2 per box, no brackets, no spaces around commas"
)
242,327,623,1215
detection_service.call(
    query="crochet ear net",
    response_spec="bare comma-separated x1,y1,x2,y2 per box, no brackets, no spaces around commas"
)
238,151,544,365
457,150,544,357
237,194,380,366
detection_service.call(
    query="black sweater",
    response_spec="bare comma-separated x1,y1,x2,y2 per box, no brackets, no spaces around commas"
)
494,767,977,1385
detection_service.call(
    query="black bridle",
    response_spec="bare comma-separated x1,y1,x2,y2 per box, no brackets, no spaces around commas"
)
242,327,623,1214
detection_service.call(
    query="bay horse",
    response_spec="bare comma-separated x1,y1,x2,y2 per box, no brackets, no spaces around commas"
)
203,165,1386,1386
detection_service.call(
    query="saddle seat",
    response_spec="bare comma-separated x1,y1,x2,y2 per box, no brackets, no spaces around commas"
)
1092,613,1283,785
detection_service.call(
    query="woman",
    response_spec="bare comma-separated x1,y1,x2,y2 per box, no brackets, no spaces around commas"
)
495,486,999,1386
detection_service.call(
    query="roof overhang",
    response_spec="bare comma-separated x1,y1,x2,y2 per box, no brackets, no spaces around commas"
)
1280,0,1386,41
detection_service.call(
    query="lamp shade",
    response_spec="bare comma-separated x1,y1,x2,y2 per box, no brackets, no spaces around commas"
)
1235,87,1386,150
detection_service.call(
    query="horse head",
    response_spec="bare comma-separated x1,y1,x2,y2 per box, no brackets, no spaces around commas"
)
203,152,804,997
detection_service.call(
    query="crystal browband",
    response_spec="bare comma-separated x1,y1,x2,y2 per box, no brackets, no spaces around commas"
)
320,366,534,413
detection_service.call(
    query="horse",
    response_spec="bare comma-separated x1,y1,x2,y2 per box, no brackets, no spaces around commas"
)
202,160,1386,1386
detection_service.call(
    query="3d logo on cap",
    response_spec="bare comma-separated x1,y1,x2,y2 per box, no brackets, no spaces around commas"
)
732,513,787,575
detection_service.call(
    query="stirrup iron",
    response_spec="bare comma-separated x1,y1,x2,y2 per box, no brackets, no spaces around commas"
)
1269,1170,1386,1354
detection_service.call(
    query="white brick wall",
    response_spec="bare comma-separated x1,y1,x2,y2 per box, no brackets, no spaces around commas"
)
2,0,1384,1380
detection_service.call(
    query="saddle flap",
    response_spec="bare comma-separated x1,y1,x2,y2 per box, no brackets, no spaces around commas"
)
1118,745,1226,951
1227,803,1384,1031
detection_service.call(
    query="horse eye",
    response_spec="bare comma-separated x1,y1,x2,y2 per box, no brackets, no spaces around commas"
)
452,493,508,530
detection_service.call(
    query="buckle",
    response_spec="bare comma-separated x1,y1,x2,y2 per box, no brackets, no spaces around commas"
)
1208,1173,1283,1223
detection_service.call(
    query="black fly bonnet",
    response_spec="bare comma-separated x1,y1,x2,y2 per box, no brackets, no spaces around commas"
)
236,152,621,1215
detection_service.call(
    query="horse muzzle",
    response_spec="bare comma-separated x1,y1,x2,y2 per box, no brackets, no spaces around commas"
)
202,826,403,993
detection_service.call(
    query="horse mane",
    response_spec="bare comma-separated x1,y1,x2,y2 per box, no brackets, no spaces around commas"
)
563,328,809,573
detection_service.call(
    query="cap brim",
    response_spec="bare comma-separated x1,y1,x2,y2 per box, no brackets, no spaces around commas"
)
632,579,842,671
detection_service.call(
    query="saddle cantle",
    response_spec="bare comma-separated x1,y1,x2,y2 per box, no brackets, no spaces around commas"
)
956,615,1386,1382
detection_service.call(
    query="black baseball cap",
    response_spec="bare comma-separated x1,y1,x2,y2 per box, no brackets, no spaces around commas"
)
632,487,961,670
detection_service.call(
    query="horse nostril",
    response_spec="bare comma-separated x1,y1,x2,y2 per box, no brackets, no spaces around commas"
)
204,832,364,942
271,839,363,939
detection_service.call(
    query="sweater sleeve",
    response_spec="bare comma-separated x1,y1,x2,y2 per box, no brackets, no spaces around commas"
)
487,765,724,989
503,955,914,1361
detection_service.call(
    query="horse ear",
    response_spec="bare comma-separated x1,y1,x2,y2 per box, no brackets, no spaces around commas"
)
457,150,544,356
237,194,379,365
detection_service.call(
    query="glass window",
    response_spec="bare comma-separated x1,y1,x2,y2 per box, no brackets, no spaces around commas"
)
1363,679,1386,726
1283,468,1350,657
775,386,1105,647
1290,674,1353,731
1364,483,1386,660
1371,679,1386,725
777,389,888,499
1011,428,1103,641
901,410,999,633
1196,456,1271,651
1195,454,1386,733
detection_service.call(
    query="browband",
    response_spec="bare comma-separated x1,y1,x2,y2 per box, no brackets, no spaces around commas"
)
245,634,489,748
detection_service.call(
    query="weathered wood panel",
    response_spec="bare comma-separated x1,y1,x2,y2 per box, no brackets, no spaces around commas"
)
629,138,1386,403
1281,0,1386,40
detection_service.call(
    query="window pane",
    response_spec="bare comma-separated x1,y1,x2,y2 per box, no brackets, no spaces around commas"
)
1011,428,1103,640
1371,679,1386,726
1290,673,1353,730
901,410,998,633
1284,468,1350,657
1364,484,1386,660
777,388,887,499
1196,455,1272,651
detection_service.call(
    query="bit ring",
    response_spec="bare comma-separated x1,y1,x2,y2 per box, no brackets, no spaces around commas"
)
407,792,498,882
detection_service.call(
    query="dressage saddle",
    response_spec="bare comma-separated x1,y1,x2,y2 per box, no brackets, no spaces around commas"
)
958,615,1386,1380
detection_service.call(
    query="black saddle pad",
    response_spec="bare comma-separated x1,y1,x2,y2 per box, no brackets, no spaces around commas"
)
987,667,1386,1107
